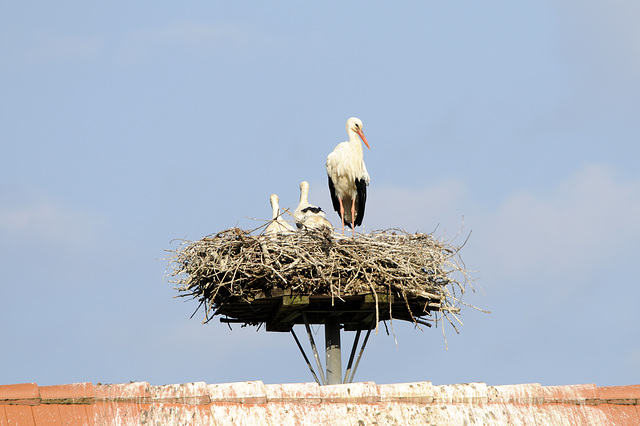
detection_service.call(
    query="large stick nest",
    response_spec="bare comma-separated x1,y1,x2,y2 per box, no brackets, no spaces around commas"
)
168,226,476,331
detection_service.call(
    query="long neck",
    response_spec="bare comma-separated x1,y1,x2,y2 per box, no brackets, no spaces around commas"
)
271,200,279,220
347,130,364,156
300,185,310,205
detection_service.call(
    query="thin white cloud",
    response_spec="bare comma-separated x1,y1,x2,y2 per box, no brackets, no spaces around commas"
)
366,179,468,234
0,193,107,249
483,164,640,283
366,165,640,290
119,21,251,61
150,21,249,45
26,34,105,62
8,20,253,66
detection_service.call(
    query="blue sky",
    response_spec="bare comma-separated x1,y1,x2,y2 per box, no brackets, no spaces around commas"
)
2,1,639,387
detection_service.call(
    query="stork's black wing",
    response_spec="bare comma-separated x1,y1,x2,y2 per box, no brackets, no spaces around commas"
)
301,206,323,214
328,175,341,218
353,178,367,227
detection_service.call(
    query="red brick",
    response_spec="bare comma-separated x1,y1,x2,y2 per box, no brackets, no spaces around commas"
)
318,381,379,404
3,405,35,426
58,405,91,426
607,404,640,426
378,381,435,403
94,402,144,424
586,404,618,424
433,383,488,404
0,383,38,402
32,405,61,424
95,382,149,400
206,381,266,404
83,403,95,424
491,383,544,403
0,405,7,426
3,380,640,425
39,383,94,401
265,382,321,403
599,385,640,402
89,401,112,423
152,382,211,403
542,384,598,403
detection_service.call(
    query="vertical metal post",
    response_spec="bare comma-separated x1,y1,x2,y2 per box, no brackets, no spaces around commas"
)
325,316,342,385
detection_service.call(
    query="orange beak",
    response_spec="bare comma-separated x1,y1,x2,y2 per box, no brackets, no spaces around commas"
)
357,130,370,149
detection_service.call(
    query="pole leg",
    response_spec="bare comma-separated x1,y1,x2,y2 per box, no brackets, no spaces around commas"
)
303,313,327,385
348,326,373,384
290,328,321,385
344,328,362,384
325,316,342,385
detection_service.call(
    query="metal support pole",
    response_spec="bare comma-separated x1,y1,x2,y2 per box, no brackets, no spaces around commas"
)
347,326,373,383
343,327,362,384
303,313,327,385
325,316,342,385
290,329,321,385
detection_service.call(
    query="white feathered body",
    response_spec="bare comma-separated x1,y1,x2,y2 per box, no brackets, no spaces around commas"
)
326,133,370,227
265,194,295,236
294,181,332,230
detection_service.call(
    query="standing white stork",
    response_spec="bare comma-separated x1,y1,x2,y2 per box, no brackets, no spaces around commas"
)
325,117,370,235
293,181,332,231
264,194,295,236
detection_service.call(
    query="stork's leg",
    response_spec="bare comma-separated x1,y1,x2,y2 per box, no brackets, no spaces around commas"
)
351,198,357,237
338,197,346,235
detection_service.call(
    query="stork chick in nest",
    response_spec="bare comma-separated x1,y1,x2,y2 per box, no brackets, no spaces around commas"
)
293,181,332,231
264,194,295,236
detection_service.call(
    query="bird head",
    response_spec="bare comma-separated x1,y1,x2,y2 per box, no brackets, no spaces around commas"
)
346,117,370,149
270,194,279,208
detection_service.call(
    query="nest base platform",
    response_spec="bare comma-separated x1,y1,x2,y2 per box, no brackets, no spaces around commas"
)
216,289,441,332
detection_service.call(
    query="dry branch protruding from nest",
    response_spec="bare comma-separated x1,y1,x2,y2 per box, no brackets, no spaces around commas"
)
167,227,473,328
